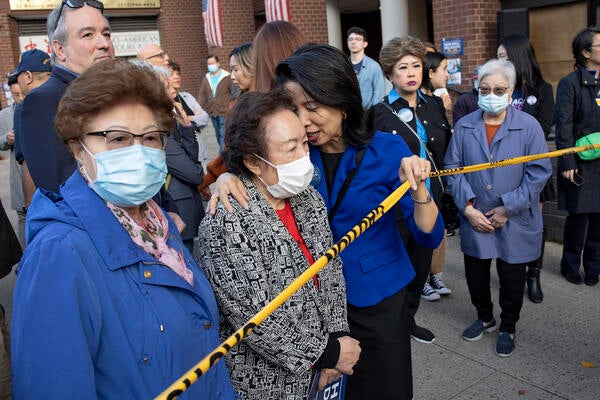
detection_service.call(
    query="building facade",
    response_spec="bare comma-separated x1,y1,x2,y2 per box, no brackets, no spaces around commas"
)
1,0,596,240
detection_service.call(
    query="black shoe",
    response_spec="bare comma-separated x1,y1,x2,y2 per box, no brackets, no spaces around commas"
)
409,324,435,344
561,270,583,285
584,274,599,286
527,267,543,303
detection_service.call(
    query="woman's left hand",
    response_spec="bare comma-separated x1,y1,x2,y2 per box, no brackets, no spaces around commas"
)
317,368,342,391
399,155,431,190
485,206,508,229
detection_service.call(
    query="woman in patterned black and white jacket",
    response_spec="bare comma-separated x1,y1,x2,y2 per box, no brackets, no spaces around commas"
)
198,91,361,399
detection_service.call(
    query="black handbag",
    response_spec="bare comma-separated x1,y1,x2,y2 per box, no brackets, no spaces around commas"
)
0,200,22,278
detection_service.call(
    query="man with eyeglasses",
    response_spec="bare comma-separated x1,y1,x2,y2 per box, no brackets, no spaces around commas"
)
346,26,385,109
17,0,114,201
136,43,170,67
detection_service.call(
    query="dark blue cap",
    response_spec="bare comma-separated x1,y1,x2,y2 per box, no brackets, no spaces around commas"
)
6,69,18,84
15,49,52,76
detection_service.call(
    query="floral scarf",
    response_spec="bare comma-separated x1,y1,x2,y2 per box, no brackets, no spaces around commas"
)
106,200,194,286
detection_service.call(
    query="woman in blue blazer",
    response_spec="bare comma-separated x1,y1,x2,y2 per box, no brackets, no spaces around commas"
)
210,44,444,400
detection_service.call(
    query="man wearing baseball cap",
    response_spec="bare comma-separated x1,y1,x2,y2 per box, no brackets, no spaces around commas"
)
14,49,52,96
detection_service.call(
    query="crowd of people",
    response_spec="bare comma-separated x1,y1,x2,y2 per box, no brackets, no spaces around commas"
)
0,0,599,398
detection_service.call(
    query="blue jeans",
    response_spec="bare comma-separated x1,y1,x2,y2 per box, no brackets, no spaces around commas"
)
210,116,226,152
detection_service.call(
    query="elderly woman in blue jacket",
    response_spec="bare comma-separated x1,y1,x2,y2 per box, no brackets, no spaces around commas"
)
10,60,236,399
210,44,444,400
445,59,552,357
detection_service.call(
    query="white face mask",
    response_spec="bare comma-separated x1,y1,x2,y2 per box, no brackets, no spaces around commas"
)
253,154,314,199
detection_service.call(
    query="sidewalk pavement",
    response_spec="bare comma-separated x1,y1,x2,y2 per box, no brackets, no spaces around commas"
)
413,235,600,400
1,125,598,399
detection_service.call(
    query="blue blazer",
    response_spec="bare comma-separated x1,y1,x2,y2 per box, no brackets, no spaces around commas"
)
310,131,444,307
18,65,78,193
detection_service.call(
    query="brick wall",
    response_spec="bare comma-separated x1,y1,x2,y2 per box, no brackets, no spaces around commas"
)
432,0,500,94
158,0,212,99
289,0,328,43
0,13,23,108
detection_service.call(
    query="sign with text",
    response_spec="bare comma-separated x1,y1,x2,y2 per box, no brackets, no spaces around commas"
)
441,38,464,56
10,0,160,10
19,31,160,57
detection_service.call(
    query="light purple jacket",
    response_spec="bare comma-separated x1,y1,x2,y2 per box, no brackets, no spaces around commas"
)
445,107,552,263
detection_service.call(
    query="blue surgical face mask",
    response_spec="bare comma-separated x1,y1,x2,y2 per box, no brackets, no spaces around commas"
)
207,64,219,73
80,143,167,207
478,93,509,115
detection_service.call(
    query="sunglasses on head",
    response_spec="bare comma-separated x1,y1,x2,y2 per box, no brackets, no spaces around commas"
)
53,0,105,33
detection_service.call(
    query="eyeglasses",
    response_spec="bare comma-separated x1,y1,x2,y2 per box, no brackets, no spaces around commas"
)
85,130,169,150
589,44,600,49
53,0,105,34
347,36,364,42
479,86,509,96
145,51,168,60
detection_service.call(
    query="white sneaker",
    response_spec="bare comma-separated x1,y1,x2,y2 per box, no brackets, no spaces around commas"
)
421,282,441,301
430,273,452,295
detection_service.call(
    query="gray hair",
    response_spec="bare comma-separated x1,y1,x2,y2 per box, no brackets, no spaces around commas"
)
150,65,172,79
47,4,111,64
477,59,516,88
129,61,172,81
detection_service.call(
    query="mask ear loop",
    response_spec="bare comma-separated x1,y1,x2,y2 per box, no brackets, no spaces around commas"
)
252,153,279,189
78,140,98,183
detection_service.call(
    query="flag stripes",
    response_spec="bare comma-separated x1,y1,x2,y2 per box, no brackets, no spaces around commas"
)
202,0,223,47
265,0,291,22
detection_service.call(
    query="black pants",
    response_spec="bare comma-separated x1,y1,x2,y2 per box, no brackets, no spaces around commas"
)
561,212,600,278
346,288,412,400
464,254,526,334
396,213,433,325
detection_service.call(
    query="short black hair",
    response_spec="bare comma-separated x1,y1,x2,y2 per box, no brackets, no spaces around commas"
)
223,92,295,175
347,26,367,42
572,26,600,69
275,44,371,148
168,60,180,73
207,54,219,62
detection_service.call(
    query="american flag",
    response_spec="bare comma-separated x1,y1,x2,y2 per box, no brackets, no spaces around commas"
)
265,0,291,22
202,0,223,47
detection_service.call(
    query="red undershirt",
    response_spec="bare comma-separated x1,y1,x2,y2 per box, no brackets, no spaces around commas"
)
485,123,501,147
467,123,502,209
275,200,319,289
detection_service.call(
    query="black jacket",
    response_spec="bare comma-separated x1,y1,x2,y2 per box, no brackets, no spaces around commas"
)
555,67,600,213
366,92,451,203
519,80,555,138
165,123,205,240
452,89,478,125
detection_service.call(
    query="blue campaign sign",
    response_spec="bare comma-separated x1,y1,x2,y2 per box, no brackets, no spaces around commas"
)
442,38,464,56
307,373,347,400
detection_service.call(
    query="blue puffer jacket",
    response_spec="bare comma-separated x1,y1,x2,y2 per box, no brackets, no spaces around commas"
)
11,172,237,399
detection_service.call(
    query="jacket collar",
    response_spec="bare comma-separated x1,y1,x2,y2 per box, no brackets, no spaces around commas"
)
51,64,79,84
578,67,599,86
60,172,165,270
461,107,522,155
387,88,427,106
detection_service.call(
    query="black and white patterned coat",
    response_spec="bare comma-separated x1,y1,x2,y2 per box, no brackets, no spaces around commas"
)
198,175,348,399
